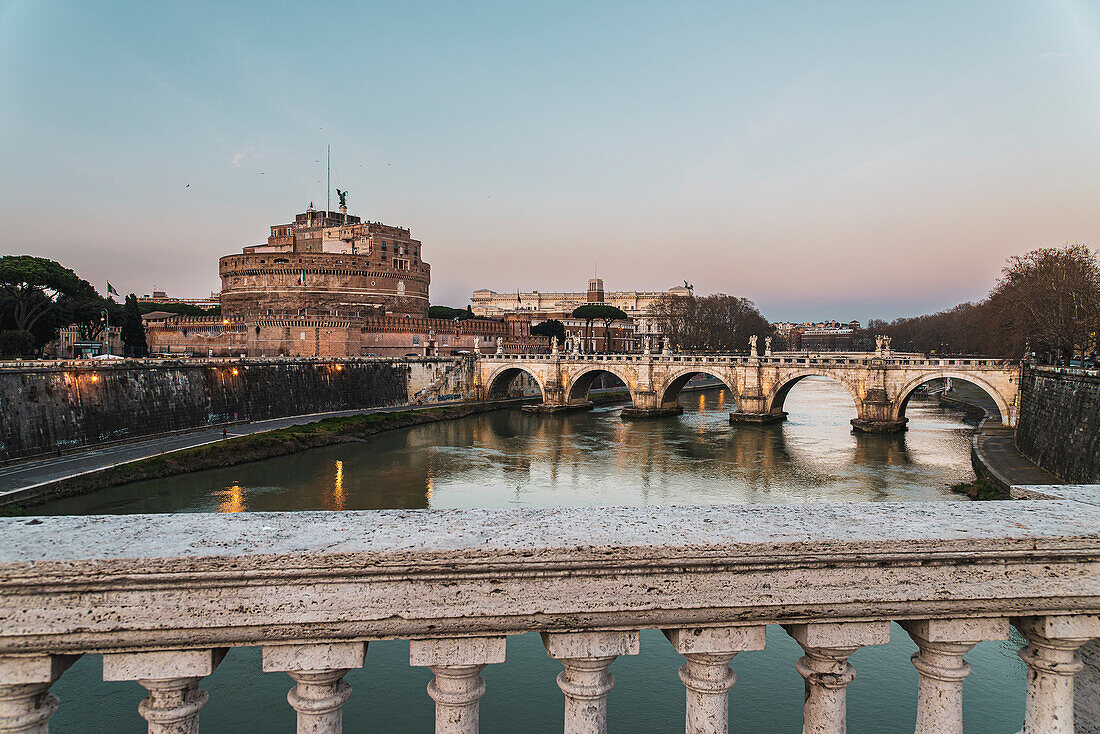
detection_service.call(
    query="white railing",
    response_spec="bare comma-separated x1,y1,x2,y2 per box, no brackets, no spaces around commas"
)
483,352,1012,369
1,491,1098,733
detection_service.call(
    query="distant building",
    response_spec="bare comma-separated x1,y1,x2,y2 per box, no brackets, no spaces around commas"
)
45,325,122,358
472,279,690,345
773,320,863,352
798,328,855,352
549,316,637,353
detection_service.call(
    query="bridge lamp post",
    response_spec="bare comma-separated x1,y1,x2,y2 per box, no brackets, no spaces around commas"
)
99,309,110,356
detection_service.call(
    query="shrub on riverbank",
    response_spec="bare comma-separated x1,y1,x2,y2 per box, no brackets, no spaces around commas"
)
950,479,1006,500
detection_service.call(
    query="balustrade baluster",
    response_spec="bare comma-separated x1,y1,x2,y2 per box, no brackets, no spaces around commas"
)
103,649,225,734
900,618,1007,734
663,625,766,734
1014,615,1100,734
410,636,506,734
784,622,889,734
0,655,77,734
542,631,639,734
262,642,366,734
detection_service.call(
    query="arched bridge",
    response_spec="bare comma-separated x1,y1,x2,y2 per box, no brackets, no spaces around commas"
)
474,352,1020,432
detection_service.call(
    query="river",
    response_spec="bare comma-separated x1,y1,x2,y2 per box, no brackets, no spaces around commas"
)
40,378,1025,732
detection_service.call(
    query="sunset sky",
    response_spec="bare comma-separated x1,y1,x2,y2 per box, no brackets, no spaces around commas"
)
2,0,1098,321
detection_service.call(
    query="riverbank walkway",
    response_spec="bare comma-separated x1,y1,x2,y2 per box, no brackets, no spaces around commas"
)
0,401,478,501
974,421,1061,487
940,382,1062,488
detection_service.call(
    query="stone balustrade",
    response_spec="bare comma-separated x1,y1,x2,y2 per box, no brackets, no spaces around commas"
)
489,351,1010,369
2,494,1099,733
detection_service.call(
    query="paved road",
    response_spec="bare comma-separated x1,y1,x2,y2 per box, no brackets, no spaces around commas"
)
975,424,1061,486
0,401,470,499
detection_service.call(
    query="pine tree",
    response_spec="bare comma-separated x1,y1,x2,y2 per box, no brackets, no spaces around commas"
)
121,294,148,357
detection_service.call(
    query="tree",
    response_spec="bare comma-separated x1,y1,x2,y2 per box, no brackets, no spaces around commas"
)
571,304,628,353
0,256,100,340
867,244,1100,360
61,290,118,342
649,293,772,352
530,319,565,345
988,244,1100,361
0,330,35,357
428,305,473,321
121,294,149,357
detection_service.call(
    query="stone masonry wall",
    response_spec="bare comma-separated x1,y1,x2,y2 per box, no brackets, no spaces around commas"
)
1015,365,1100,483
0,360,412,461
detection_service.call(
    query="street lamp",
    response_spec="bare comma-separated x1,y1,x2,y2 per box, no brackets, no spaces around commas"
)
99,308,110,356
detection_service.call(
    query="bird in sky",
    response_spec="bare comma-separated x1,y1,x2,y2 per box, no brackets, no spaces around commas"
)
185,184,190,188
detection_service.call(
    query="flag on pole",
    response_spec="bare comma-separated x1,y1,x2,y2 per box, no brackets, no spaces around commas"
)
298,271,305,286
106,281,120,297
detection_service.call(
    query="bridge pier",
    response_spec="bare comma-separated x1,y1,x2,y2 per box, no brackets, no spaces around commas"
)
728,389,787,426
852,390,908,433
523,402,594,414
620,406,683,419
850,418,908,433
730,411,787,425
620,389,682,419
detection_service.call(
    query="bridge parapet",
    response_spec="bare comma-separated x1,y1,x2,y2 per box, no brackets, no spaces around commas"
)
474,352,1021,430
2,493,1098,732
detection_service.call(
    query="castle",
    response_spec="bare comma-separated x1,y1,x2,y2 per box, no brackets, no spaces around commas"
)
146,204,543,357
219,205,430,319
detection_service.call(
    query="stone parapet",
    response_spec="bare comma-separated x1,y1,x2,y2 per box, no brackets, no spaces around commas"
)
1016,365,1100,483
2,493,1099,731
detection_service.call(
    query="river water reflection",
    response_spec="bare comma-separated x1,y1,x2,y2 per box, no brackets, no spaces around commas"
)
42,378,1026,733
42,378,977,515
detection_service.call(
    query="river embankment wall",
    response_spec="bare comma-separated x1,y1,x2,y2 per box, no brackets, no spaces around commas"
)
1015,365,1100,484
0,358,462,462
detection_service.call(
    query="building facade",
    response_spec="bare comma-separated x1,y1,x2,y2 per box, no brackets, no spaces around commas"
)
550,317,636,353
45,325,122,358
471,279,690,343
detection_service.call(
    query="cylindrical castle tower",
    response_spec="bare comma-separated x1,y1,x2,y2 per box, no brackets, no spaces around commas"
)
218,206,430,318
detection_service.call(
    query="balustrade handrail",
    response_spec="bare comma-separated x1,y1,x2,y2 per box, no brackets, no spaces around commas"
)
484,351,1012,368
2,493,1097,733
2,499,1097,651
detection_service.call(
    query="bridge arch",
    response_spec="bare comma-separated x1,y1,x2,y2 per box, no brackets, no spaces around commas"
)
894,372,1010,425
658,368,736,409
485,365,546,401
765,372,862,418
564,365,632,405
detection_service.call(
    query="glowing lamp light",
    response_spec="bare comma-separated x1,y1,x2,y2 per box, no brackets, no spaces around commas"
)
231,368,239,376
90,374,99,382
334,364,343,371
222,319,230,325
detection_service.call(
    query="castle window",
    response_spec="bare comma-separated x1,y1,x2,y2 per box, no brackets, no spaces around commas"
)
274,258,289,264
